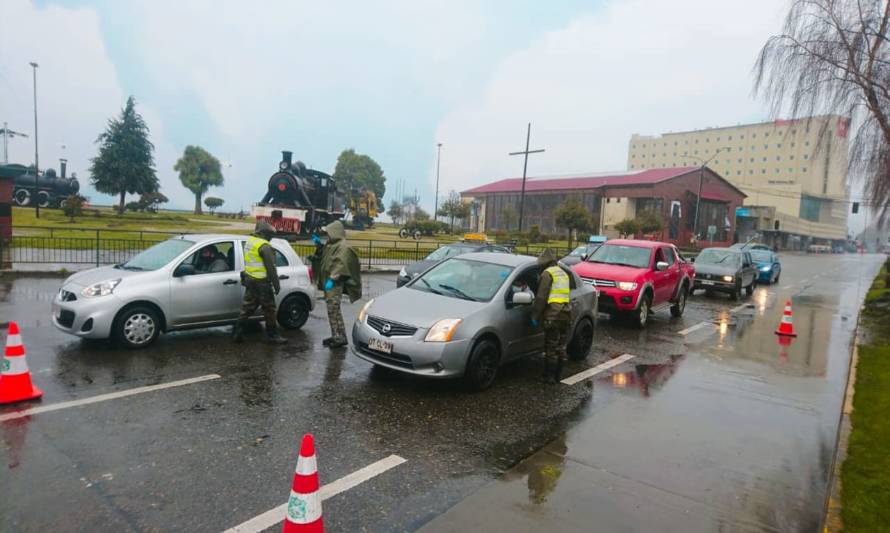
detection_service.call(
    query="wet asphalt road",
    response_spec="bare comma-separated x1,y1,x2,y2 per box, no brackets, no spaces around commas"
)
0,253,884,532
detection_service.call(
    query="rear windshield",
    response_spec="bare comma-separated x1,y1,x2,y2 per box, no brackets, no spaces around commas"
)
696,249,740,266
749,250,772,262
411,258,513,302
587,244,651,269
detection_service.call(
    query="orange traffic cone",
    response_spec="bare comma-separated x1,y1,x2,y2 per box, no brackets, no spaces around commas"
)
774,300,797,337
0,322,43,404
283,434,323,533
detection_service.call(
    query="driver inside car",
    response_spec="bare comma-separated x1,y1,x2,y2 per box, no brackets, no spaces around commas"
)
195,245,229,273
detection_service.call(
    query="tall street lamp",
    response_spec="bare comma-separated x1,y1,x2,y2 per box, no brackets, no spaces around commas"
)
434,143,442,221
684,146,730,244
29,61,40,219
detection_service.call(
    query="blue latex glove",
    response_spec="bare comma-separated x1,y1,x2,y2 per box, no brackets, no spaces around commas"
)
324,278,334,291
530,319,539,327
311,234,321,245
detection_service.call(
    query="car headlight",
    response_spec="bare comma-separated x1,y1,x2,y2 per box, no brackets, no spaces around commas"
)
399,267,408,278
722,275,734,282
358,299,374,323
81,279,121,298
616,281,638,291
425,318,462,342
760,265,771,271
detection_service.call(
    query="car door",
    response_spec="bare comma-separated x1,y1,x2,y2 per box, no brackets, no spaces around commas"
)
501,266,545,359
742,252,755,286
169,240,242,325
651,247,672,304
662,247,682,300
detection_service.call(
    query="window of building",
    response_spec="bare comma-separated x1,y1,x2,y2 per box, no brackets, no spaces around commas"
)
617,198,621,203
685,140,689,144
791,129,796,135
738,158,743,163
673,152,677,156
751,145,756,150
737,170,742,175
751,157,755,162
672,162,676,167
714,159,718,164
776,155,782,161
705,149,709,153
695,139,699,143
740,134,745,139
631,154,636,158
752,133,757,138
788,168,793,173
776,143,782,148
790,155,794,160
674,141,678,146
663,152,666,156
606,197,611,203
805,141,810,146
717,137,721,141
804,154,809,159
802,167,807,172
706,138,710,143
791,142,796,147
765,132,770,137
694,150,699,154
764,144,768,149
762,157,767,162
663,142,667,147
642,154,646,158
632,144,636,149
799,195,823,222
762,169,766,174
775,168,780,173
738,146,743,151
630,165,634,169
728,135,733,140
749,170,753,175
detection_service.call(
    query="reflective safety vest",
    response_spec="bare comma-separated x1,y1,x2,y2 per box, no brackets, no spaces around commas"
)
243,236,270,279
546,265,570,304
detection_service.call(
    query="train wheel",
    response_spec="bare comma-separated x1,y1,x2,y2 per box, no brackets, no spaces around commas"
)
37,191,51,208
413,230,422,240
14,189,31,206
399,228,409,239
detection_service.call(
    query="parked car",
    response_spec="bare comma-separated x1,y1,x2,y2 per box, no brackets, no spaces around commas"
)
572,239,695,327
749,249,781,284
353,252,598,390
691,247,758,299
731,242,772,252
52,234,314,348
561,236,608,266
396,235,511,287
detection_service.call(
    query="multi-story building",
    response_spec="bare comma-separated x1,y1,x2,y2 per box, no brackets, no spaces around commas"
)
627,115,851,249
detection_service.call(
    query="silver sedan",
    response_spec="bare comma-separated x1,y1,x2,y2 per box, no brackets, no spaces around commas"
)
352,252,598,390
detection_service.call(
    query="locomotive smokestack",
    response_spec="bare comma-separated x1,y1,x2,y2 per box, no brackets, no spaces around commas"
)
281,151,293,166
60,158,67,178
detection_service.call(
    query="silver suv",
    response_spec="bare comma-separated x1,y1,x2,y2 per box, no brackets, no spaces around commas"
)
51,234,314,348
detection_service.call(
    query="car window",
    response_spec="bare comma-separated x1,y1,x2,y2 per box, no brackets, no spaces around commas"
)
587,244,651,269
662,247,675,266
120,239,194,271
653,248,666,266
696,249,740,266
507,267,540,301
489,246,510,254
750,250,771,262
180,241,235,274
425,244,474,262
411,258,514,302
274,249,289,267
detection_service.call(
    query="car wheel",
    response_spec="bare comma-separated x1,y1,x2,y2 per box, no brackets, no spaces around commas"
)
567,317,594,361
463,338,500,391
633,294,651,328
730,282,741,300
746,280,756,296
670,285,687,317
277,295,309,330
114,306,160,349
774,272,780,284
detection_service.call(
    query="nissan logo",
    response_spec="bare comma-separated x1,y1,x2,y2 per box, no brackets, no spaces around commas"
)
382,323,392,334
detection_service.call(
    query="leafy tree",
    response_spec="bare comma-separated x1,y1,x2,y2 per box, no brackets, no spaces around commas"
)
388,200,404,224
61,194,87,222
615,218,641,238
500,206,518,230
554,197,591,249
89,96,159,214
333,149,387,204
175,145,224,214
414,206,431,221
636,212,663,235
436,191,471,234
139,191,168,213
204,196,225,214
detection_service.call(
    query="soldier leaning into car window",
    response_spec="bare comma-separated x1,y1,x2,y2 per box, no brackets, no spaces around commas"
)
232,221,287,345
531,248,572,383
317,221,362,349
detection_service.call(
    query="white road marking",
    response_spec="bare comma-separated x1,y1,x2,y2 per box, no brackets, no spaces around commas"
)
781,285,793,290
677,321,716,336
0,374,221,422
224,454,407,533
729,303,749,313
561,354,635,386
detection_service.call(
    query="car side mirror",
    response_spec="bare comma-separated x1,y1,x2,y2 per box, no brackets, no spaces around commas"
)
174,263,196,277
511,292,533,305
581,254,589,261
655,261,669,271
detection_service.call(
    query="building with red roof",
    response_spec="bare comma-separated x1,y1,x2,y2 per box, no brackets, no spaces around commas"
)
461,166,746,247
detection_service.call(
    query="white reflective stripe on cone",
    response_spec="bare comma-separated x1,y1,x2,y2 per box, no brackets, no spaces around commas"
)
296,455,317,476
286,490,322,524
2,355,30,376
5,334,22,347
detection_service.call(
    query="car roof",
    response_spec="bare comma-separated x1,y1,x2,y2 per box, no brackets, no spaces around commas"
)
170,234,250,242
600,239,666,249
701,247,739,253
455,252,536,267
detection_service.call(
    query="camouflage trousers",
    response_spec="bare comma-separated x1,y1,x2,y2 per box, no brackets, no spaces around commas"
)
238,278,277,327
325,282,347,341
543,306,572,362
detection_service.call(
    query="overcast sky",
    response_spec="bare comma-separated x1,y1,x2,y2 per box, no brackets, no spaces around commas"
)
0,0,872,231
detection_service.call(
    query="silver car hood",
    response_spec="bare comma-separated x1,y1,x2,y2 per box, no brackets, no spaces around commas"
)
64,265,148,288
368,286,486,328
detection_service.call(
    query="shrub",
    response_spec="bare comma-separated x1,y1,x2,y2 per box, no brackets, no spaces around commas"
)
61,194,87,222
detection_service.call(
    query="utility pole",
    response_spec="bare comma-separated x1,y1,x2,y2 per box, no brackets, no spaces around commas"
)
509,123,545,232
1,123,29,164
434,143,442,221
30,61,40,219
686,146,729,245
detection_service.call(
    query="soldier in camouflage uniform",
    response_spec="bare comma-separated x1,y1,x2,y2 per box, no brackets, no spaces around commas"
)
232,220,287,345
531,248,573,382
317,221,362,348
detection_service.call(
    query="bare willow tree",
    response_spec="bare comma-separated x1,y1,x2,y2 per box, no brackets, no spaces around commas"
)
754,0,890,222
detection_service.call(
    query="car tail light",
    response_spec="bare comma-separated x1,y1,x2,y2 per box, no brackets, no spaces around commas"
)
307,266,313,281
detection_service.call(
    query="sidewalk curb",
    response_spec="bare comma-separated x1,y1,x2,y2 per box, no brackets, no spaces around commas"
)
821,308,863,532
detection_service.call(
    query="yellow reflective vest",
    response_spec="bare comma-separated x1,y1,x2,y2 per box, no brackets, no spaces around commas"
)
546,265,570,304
243,236,270,279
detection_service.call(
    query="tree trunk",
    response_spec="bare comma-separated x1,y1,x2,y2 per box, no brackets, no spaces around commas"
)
118,191,126,215
194,191,203,215
450,214,455,234
567,229,573,251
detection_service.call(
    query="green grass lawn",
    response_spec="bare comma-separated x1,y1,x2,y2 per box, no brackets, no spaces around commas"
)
841,261,890,532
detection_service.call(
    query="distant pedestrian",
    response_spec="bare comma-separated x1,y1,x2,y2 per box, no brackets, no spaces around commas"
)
317,221,362,348
232,220,287,345
531,248,572,382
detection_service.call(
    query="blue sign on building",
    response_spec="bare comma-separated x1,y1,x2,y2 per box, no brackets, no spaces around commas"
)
736,207,752,217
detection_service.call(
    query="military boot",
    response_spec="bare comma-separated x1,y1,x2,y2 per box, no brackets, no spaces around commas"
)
265,326,288,345
322,337,334,347
552,359,564,384
232,321,245,344
540,359,552,383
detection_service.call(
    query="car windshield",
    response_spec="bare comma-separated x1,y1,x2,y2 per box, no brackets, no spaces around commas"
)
119,239,195,271
569,245,589,257
750,250,772,262
696,249,740,266
425,244,476,262
587,244,651,268
411,258,514,302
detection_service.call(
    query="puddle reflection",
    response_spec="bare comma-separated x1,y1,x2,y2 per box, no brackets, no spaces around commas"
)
503,435,568,505
599,354,686,397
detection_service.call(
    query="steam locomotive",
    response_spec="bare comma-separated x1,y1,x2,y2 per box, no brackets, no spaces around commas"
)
10,160,80,208
252,151,347,236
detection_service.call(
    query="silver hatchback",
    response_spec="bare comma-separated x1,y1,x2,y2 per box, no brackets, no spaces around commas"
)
352,252,598,390
52,234,314,348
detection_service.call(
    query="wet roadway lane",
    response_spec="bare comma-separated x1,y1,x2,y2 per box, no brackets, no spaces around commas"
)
0,253,884,532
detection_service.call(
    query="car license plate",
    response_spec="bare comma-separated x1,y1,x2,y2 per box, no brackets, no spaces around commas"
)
702,280,715,286
368,337,393,354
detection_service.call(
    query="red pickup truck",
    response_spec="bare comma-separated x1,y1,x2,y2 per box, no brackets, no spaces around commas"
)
571,239,695,327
